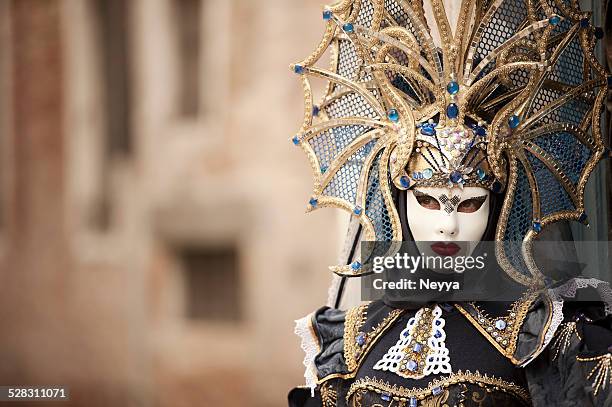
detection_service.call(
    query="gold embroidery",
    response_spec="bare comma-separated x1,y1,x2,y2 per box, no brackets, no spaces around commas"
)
550,321,581,360
454,291,539,362
421,388,449,407
344,303,405,373
396,306,436,379
346,371,531,406
321,381,338,407
577,354,612,396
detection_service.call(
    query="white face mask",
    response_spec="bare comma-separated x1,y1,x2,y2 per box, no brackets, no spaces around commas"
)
406,186,490,262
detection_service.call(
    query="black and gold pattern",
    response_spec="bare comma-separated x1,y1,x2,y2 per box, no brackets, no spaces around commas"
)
454,292,541,364
346,372,531,406
344,303,406,373
550,321,581,360
576,353,612,397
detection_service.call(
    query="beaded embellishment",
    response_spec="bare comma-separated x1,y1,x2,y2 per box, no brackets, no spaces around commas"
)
373,305,451,379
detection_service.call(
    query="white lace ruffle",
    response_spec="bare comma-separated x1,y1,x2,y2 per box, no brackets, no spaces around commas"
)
542,292,565,359
552,278,612,315
523,279,612,367
294,314,319,396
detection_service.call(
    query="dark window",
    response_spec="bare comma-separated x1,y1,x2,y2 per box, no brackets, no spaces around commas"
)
174,0,201,117
91,0,132,230
95,0,132,156
180,246,241,322
175,0,202,117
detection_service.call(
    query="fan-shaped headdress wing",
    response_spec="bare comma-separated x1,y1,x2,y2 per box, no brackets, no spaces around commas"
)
291,0,608,284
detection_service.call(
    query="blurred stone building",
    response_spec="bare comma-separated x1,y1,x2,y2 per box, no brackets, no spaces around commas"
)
0,0,342,406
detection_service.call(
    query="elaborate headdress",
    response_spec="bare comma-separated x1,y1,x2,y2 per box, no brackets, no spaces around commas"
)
291,0,609,285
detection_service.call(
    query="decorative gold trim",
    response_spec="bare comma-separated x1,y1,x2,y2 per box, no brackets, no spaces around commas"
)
346,371,532,405
577,354,612,397
321,381,338,407
550,321,582,360
344,303,405,372
454,291,541,364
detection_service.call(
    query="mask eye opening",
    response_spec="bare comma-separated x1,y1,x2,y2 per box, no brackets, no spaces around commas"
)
413,190,441,210
457,195,487,213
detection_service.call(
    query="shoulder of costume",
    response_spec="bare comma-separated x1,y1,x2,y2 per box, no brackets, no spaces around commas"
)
455,279,612,367
294,301,406,390
524,279,612,406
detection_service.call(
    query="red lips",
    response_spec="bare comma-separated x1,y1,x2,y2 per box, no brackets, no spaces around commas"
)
431,242,461,256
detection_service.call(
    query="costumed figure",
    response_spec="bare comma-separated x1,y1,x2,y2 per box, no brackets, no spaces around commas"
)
288,1,612,406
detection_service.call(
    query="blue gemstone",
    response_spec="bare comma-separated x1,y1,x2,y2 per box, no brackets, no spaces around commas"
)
410,397,418,407
320,165,328,174
351,261,362,271
400,176,411,188
492,180,502,193
413,343,422,353
356,332,366,345
533,221,542,233
549,15,561,26
440,303,454,312
579,212,588,223
292,136,300,145
435,319,442,326
476,168,487,180
343,22,354,33
381,392,391,402
508,115,521,129
595,27,605,39
294,64,305,74
354,206,363,216
432,387,442,396
421,124,436,136
446,103,459,119
447,81,460,95
449,171,463,184
581,18,590,28
312,105,320,116
309,197,318,207
422,168,434,179
388,108,399,122
495,319,507,330
323,10,332,20
475,125,487,137
434,330,442,339
407,360,418,372
403,330,410,338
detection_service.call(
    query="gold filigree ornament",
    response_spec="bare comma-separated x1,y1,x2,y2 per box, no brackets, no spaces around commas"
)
321,381,339,407
454,291,540,363
550,321,582,360
577,353,612,397
346,371,531,406
343,304,406,374
290,0,609,283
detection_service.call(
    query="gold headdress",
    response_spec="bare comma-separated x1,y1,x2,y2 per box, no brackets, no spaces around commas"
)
291,0,609,285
